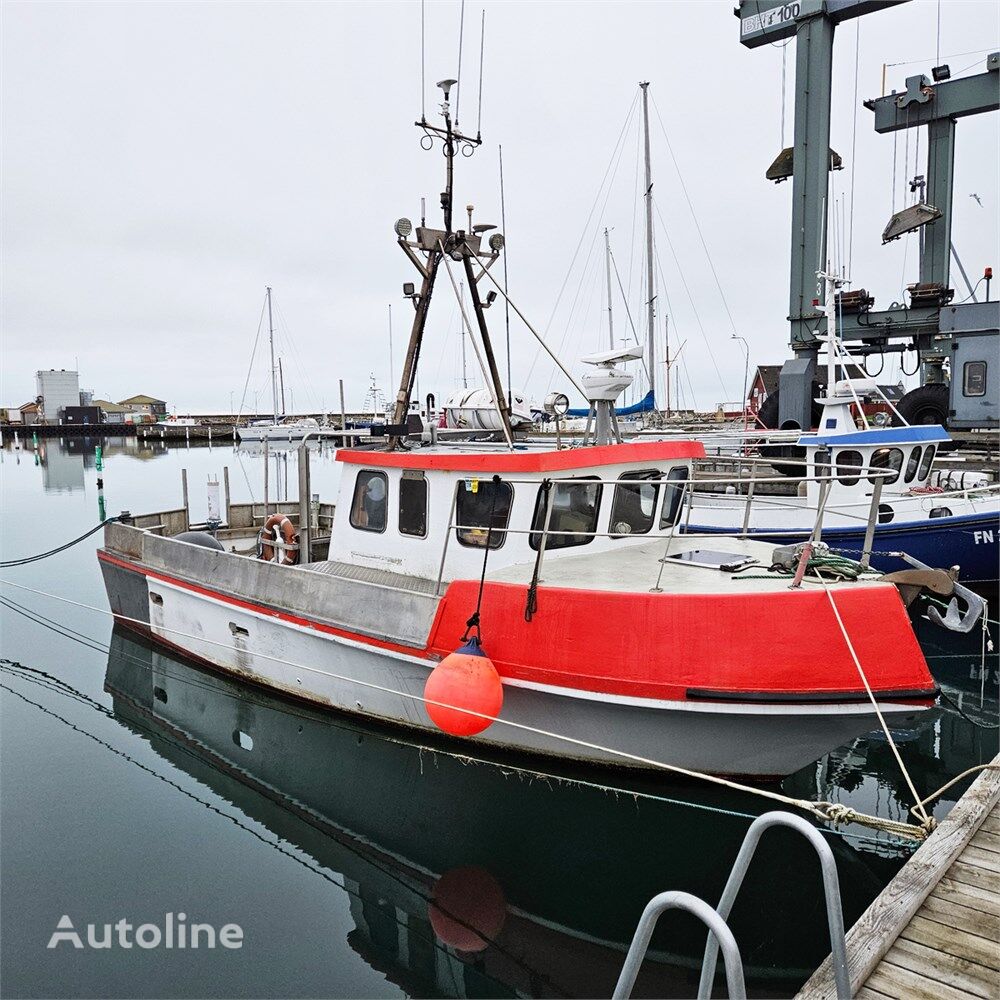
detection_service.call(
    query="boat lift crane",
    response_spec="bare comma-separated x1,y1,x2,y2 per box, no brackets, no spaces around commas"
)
735,0,999,434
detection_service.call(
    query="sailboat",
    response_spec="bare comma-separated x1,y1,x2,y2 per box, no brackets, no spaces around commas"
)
237,287,321,445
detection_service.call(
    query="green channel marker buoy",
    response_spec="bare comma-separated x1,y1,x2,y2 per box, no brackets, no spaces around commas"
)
95,444,103,472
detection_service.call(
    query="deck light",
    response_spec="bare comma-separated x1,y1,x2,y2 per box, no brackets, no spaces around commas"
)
395,218,413,238
488,233,505,253
544,392,570,418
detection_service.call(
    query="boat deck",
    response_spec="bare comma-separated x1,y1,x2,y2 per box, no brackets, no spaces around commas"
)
488,534,873,595
798,754,1000,999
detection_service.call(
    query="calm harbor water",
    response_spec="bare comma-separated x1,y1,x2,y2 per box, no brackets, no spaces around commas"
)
1,435,997,999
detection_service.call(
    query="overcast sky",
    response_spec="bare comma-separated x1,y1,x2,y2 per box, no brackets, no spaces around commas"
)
2,0,997,414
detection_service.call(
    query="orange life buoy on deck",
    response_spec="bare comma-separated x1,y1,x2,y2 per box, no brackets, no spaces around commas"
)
259,514,299,565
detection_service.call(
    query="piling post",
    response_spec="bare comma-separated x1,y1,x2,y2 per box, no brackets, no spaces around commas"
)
181,468,190,530
297,442,312,565
263,438,269,516
223,466,231,525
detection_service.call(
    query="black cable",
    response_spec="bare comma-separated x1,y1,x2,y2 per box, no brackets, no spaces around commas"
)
524,479,552,622
938,689,1000,731
0,516,120,567
462,475,501,643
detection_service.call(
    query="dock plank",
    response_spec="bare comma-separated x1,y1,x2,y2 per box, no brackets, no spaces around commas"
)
920,894,1000,940
882,937,997,999
970,827,1000,854
962,844,1000,871
901,913,1000,971
949,859,1000,894
867,958,981,1000
797,756,1000,1000
936,876,1000,917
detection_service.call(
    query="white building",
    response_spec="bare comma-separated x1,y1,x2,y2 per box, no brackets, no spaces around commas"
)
36,369,81,424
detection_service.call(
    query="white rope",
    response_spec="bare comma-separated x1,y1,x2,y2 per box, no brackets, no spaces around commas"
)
815,570,932,828
912,762,1000,817
0,574,926,838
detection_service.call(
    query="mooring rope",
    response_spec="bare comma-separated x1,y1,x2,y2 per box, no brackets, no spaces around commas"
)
0,517,121,568
815,570,934,831
0,576,931,839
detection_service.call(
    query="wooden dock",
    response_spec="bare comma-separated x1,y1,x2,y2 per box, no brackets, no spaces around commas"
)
799,754,1000,999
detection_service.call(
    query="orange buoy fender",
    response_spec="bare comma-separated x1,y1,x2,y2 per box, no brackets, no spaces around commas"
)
424,637,503,737
428,866,506,952
258,513,299,565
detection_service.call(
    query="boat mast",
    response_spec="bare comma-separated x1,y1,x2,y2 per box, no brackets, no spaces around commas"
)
604,228,615,350
266,286,279,421
391,75,513,443
640,82,656,403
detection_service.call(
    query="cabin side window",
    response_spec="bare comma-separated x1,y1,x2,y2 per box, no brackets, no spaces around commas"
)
836,450,864,485
963,361,987,397
350,471,388,533
917,445,936,480
530,478,602,550
609,470,660,537
903,446,923,484
868,447,904,485
398,471,428,538
455,478,513,549
659,467,689,528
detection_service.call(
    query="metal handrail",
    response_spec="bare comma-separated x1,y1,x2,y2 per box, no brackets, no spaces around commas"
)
612,892,746,1000
697,812,849,1000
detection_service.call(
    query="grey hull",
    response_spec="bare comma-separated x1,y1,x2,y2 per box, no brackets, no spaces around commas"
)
100,553,928,779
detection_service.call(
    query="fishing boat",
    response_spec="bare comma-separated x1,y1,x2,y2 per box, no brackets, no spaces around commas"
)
98,80,955,781
681,277,1000,586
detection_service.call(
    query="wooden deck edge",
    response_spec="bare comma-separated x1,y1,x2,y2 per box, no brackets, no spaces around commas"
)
796,754,1000,1000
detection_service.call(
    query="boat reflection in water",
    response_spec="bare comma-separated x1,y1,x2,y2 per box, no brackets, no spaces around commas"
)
101,627,934,998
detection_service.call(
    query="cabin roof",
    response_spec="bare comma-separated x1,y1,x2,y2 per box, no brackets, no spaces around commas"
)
801,425,950,447
336,440,705,473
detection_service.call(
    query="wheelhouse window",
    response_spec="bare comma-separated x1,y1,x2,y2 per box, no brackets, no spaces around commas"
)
836,450,864,486
868,447,904,485
609,470,660,536
455,478,513,549
659,467,689,528
350,470,388,532
963,361,987,397
398,470,428,538
903,446,923,484
917,445,936,480
530,478,602,551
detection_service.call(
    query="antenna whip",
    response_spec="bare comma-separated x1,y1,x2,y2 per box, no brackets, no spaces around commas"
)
455,0,466,124
476,9,485,137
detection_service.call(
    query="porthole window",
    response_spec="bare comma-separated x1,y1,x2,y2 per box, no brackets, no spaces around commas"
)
610,470,660,536
963,361,987,397
837,450,864,486
868,448,904,485
917,445,936,481
456,478,513,549
398,471,428,538
350,470,388,532
929,506,953,519
903,447,923,484
530,478,602,550
877,503,895,524
659,467,689,528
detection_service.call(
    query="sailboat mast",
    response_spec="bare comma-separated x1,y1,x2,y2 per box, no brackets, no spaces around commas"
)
266,286,279,420
604,228,615,350
640,82,656,402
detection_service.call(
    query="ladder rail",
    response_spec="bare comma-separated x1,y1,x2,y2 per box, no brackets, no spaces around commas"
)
612,891,746,1000
697,811,849,1000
